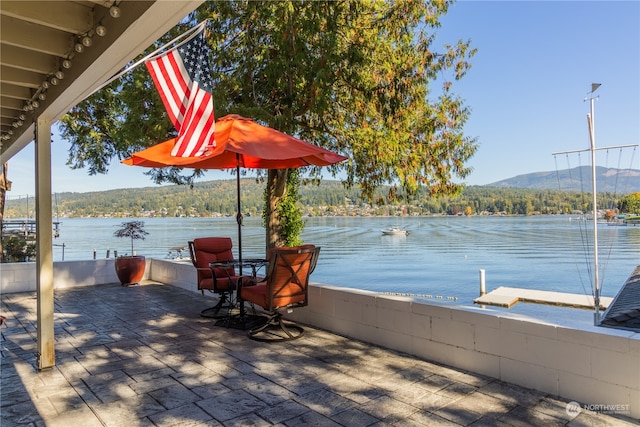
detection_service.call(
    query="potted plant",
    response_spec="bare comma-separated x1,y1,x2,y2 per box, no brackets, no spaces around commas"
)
113,220,149,286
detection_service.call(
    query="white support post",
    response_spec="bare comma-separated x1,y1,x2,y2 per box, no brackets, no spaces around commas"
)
35,116,55,369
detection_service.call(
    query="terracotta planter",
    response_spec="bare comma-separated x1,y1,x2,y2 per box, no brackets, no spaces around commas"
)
114,255,146,286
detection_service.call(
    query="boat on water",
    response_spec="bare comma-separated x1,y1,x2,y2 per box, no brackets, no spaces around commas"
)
381,227,408,236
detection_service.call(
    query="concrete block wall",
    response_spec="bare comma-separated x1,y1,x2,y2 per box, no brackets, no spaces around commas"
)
148,259,195,292
0,259,126,292
287,283,640,419
0,258,189,294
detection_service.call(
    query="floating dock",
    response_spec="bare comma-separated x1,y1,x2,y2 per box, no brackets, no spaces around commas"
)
474,286,613,309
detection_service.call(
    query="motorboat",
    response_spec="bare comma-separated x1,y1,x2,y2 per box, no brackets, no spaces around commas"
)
381,227,408,236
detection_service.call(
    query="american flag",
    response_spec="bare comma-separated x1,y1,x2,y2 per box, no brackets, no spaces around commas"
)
146,27,215,157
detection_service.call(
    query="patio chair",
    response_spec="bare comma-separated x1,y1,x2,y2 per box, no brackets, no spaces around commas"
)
188,237,243,318
240,245,320,342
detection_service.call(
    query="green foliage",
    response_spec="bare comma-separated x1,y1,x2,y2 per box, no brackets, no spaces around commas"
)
2,235,35,262
619,192,640,214
113,220,149,255
278,170,304,246
262,171,304,247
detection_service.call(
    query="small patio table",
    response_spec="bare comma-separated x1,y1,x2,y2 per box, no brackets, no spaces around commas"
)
209,258,268,330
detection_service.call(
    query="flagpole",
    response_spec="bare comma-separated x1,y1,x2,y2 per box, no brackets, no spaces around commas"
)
587,83,600,324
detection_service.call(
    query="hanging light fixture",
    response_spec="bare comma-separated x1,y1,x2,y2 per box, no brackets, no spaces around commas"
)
96,24,107,36
82,35,93,47
109,4,121,18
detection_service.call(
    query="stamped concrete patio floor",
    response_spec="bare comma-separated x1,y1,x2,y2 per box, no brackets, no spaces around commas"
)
2,282,637,426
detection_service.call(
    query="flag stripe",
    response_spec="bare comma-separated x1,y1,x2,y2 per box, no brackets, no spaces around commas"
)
146,61,178,127
175,91,213,157
147,52,190,128
173,90,200,156
161,52,190,123
173,89,214,157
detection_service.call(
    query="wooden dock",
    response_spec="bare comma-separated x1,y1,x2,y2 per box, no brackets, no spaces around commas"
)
474,286,613,309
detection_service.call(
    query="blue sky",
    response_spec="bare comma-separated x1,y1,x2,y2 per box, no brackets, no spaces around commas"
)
6,0,639,198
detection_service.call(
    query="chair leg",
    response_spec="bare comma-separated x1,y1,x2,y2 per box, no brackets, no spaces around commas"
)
247,312,304,342
200,293,234,319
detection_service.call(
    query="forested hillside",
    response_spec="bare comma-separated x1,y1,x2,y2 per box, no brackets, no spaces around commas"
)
4,179,628,218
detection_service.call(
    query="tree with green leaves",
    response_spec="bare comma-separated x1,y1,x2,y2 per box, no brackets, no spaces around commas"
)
113,220,149,255
59,0,477,251
2,235,35,263
619,192,640,214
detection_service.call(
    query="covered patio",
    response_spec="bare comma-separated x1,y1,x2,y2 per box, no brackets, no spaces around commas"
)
1,0,204,371
3,281,636,426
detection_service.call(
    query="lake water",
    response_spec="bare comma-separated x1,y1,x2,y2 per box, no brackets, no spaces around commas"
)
51,215,639,311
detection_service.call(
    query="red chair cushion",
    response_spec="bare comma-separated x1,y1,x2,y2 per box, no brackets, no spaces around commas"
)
241,283,269,307
192,237,236,291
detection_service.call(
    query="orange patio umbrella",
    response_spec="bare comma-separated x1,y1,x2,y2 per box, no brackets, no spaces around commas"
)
123,114,346,169
122,114,347,261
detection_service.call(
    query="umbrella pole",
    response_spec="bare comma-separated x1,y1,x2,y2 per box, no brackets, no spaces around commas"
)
235,160,243,273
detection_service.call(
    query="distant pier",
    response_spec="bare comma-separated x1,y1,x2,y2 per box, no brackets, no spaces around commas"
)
1,219,61,239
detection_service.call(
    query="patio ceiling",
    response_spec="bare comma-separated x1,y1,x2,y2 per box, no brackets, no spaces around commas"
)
0,0,203,162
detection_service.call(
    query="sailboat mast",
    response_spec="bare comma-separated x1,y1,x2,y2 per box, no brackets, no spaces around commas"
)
587,83,601,324
553,85,639,326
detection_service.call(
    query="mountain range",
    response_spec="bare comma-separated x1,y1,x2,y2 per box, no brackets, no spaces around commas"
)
487,166,640,193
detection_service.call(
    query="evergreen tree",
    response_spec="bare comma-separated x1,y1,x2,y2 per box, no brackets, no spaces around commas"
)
58,1,477,250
